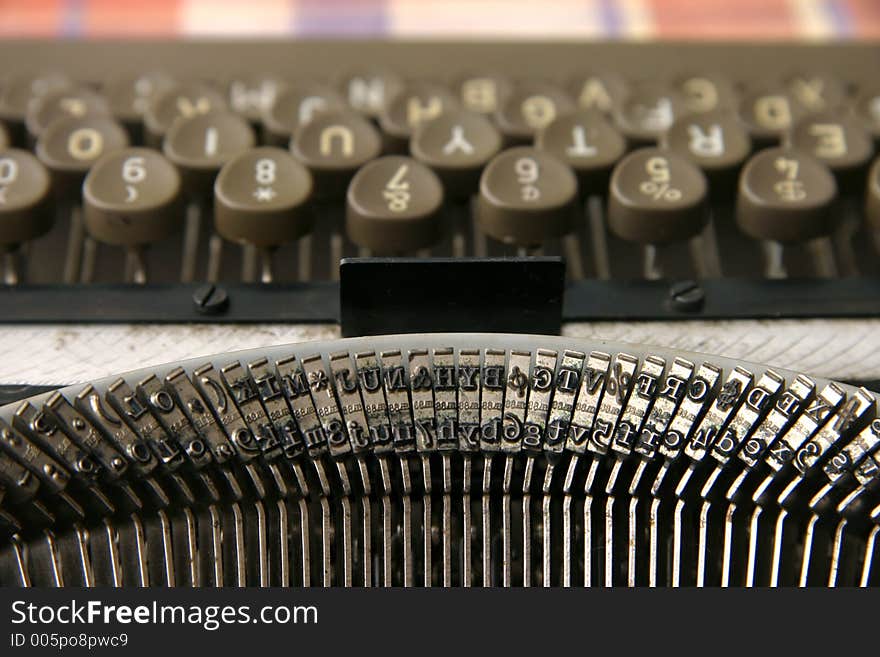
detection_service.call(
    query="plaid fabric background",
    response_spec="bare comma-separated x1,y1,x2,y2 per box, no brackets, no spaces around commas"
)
0,0,877,38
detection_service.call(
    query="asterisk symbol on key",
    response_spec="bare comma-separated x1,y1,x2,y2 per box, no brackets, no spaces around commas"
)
253,186,277,202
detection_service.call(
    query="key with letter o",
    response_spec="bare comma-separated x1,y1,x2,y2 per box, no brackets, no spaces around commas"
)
346,155,444,254
477,146,578,247
291,110,382,198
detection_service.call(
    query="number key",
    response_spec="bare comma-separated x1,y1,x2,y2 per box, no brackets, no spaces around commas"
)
346,155,444,254
0,149,53,247
476,146,577,247
83,147,182,246
214,146,314,248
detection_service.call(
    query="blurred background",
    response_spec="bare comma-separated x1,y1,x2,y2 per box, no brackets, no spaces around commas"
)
0,0,878,39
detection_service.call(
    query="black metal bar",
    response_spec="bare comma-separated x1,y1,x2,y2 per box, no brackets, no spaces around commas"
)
0,278,878,324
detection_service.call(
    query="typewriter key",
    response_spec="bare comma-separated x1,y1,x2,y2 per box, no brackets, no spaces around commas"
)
787,112,874,179
103,72,175,139
457,73,512,115
379,81,458,152
737,147,837,277
0,72,72,138
738,88,805,143
568,72,628,114
662,109,752,178
83,148,182,282
291,110,382,197
214,146,313,282
338,69,403,118
477,146,577,249
144,82,227,147
411,110,502,197
536,110,626,192
227,75,283,123
494,81,574,143
673,73,737,114
608,148,708,277
263,83,345,147
0,149,52,283
613,84,685,144
786,73,847,114
26,87,110,141
346,155,443,254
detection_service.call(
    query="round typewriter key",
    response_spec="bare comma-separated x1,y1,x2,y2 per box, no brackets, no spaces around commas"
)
536,110,626,192
0,149,52,246
608,148,708,244
568,72,628,114
227,75,283,123
84,148,182,247
737,147,837,243
163,111,256,196
263,83,345,147
477,146,577,247
613,84,685,144
787,112,874,179
786,73,847,114
661,109,752,178
26,87,110,140
411,110,502,197
494,82,574,143
104,72,175,131
457,73,512,115
0,72,72,135
346,155,444,254
35,115,130,191
291,110,382,197
738,88,805,143
143,81,227,147
379,82,458,151
674,73,737,114
215,147,314,247
338,69,403,118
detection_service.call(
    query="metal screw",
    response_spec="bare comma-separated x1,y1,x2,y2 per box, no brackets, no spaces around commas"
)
669,280,705,312
192,284,229,315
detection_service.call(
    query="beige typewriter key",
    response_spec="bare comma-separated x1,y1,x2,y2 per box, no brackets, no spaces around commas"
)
608,148,708,279
163,111,255,281
379,82,458,152
214,147,313,282
346,155,444,255
568,71,629,114
673,73,737,114
661,110,752,277
613,83,685,145
25,87,110,141
411,110,502,257
35,115,130,283
103,72,174,140
0,149,52,284
536,110,626,279
263,82,345,147
737,147,837,278
457,73,512,115
143,81,227,147
477,146,577,252
0,72,71,141
785,73,847,114
494,81,574,144
83,148,181,283
738,87,805,144
338,69,403,118
291,111,382,278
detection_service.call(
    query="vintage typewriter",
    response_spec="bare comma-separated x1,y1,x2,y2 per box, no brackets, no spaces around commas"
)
0,40,879,587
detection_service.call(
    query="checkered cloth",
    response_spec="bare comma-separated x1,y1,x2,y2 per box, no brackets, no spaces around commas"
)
0,0,877,38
